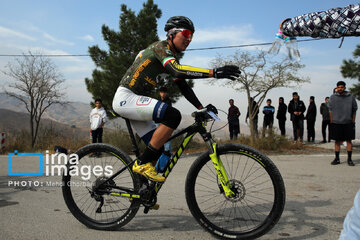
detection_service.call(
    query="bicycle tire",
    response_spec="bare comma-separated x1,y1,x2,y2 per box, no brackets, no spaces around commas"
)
185,143,285,239
62,143,141,230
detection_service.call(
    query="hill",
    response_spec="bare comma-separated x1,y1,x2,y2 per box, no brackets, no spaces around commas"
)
0,92,92,129
0,108,89,139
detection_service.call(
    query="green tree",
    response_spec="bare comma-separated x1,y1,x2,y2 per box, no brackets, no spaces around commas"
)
85,0,193,113
341,45,360,100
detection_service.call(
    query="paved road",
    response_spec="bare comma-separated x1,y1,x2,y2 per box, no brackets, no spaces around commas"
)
0,153,359,240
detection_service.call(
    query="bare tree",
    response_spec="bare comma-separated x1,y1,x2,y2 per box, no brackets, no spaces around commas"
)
210,50,309,143
3,52,67,148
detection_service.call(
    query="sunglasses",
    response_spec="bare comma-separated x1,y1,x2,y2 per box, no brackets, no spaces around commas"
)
180,29,193,39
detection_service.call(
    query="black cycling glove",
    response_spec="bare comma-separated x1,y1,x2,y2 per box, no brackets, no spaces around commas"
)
213,65,241,80
205,104,218,114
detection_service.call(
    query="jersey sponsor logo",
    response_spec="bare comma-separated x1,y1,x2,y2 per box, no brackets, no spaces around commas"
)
186,71,203,77
129,59,152,88
119,101,127,107
136,96,152,106
144,76,156,86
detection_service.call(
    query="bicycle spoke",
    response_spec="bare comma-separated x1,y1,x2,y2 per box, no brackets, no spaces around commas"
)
63,147,139,227
189,148,284,236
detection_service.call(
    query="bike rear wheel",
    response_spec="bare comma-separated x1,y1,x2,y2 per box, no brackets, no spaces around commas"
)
185,143,285,239
62,143,141,230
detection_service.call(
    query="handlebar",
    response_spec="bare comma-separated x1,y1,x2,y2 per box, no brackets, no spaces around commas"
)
191,107,220,122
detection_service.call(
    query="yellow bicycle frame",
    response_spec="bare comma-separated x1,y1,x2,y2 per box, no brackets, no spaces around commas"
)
209,143,234,197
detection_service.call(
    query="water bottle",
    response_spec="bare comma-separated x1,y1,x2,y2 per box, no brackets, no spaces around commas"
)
268,30,285,55
285,37,301,61
155,152,171,173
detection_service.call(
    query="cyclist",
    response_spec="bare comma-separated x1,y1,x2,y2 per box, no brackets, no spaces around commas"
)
112,16,240,182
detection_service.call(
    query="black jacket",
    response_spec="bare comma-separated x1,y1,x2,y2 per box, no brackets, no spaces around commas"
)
305,102,317,122
288,99,306,121
246,100,259,120
276,103,287,121
320,103,330,121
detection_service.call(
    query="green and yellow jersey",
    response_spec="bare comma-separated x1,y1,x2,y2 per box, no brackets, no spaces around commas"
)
119,40,210,95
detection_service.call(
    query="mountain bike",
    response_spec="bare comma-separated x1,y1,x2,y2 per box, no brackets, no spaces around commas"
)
62,107,285,239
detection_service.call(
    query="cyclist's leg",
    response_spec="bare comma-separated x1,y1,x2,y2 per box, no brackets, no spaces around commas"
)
112,87,180,182
133,107,181,182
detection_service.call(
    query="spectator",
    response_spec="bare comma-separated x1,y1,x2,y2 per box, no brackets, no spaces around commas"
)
90,99,107,145
288,92,306,141
227,99,241,140
329,81,357,166
246,97,259,136
262,99,275,137
320,97,331,143
305,96,317,142
159,87,172,106
276,97,287,136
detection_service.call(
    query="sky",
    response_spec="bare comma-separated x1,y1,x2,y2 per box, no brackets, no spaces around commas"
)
0,0,360,136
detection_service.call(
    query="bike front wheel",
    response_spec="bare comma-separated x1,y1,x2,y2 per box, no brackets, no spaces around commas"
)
185,143,285,239
62,143,141,230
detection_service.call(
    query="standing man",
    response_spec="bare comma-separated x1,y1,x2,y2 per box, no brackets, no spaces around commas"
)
90,99,107,144
288,92,306,142
246,97,259,136
228,99,241,140
320,97,331,143
329,81,357,166
305,96,317,142
276,97,287,136
262,99,275,137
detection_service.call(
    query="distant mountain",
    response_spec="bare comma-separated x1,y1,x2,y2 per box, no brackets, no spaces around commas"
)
0,108,89,139
0,92,92,129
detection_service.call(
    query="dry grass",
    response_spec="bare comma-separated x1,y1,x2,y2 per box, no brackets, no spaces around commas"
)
2,127,306,155
218,132,306,154
3,127,89,153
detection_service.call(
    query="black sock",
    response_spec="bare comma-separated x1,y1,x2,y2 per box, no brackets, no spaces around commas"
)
347,151,352,161
138,144,162,164
335,151,340,160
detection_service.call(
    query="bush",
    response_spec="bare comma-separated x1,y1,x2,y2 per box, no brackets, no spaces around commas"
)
3,130,32,153
3,126,89,153
220,132,304,153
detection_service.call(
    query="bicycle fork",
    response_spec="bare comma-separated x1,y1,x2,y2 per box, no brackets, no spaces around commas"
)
208,142,235,198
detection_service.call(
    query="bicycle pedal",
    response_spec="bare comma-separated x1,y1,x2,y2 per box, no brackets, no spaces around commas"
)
149,204,159,210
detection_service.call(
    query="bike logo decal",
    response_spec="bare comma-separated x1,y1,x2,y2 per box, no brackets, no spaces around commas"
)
120,101,127,107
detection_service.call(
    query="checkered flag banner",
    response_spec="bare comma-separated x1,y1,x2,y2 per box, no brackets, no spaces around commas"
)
282,4,360,38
